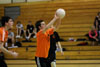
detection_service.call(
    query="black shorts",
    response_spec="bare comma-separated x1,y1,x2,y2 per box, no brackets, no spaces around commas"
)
7,38,12,43
0,60,7,67
89,37,96,41
26,31,35,37
47,51,56,62
35,57,47,67
20,30,24,36
0,52,7,67
46,51,56,67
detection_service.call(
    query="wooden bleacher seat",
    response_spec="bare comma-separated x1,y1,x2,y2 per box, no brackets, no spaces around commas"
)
0,0,100,61
8,46,100,53
5,50,100,60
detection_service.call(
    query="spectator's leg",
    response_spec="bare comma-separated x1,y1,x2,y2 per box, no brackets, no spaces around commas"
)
17,28,19,36
11,37,14,47
16,28,20,38
20,30,24,38
28,33,32,40
24,30,27,38
19,28,21,37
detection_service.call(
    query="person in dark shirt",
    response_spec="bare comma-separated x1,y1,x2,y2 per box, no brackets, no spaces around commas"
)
94,12,100,31
26,21,36,40
47,31,64,67
16,21,24,38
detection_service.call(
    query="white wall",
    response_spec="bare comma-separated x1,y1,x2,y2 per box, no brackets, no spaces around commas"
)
13,0,26,3
0,0,51,4
0,0,11,4
27,0,51,2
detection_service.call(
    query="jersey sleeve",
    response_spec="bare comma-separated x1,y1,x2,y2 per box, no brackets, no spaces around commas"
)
48,28,54,35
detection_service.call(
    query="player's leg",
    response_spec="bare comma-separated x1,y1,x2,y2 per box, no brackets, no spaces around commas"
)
35,57,47,67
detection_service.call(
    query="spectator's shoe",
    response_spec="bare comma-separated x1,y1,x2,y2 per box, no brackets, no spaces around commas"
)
12,46,18,48
8,46,18,48
26,36,29,40
16,35,20,38
12,44,18,48
20,36,23,38
8,47,13,48
33,36,36,38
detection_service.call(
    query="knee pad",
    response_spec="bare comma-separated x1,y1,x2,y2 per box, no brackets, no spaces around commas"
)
51,62,56,67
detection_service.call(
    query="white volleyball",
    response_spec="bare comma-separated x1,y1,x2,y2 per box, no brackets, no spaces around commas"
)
56,8,66,19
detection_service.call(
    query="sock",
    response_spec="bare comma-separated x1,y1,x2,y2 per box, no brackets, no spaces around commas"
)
12,44,14,47
5,42,8,47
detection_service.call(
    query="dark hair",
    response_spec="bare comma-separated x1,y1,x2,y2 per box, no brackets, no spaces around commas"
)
35,20,44,32
1,16,11,26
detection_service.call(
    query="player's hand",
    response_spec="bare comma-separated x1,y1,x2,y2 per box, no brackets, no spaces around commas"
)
10,51,18,58
54,13,60,20
61,51,64,56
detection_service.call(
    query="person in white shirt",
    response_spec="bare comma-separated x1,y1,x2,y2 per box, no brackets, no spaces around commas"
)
16,21,24,38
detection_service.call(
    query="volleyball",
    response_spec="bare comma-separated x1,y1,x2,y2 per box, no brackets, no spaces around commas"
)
56,8,66,19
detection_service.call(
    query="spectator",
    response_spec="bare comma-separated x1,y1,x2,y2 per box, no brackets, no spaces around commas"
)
16,21,24,38
14,38,22,47
25,21,36,40
89,26,98,45
5,29,17,48
94,12,100,30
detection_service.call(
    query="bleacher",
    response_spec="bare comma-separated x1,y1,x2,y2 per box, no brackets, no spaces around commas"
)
1,0,100,67
0,0,100,59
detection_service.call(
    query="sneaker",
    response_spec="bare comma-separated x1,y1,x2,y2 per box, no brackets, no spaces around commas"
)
33,36,36,38
26,36,29,40
12,46,18,48
16,35,20,38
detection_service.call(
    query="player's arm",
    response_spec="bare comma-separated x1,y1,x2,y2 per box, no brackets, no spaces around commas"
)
53,18,61,31
0,41,18,57
56,42,64,55
42,14,60,33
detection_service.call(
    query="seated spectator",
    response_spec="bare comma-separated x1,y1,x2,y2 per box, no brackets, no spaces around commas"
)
94,12,100,30
25,21,36,40
16,21,24,38
14,38,22,47
89,26,98,45
5,29,17,48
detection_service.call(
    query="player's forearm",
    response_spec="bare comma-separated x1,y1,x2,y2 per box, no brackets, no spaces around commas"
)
43,18,57,33
54,19,61,31
0,45,12,55
57,42,63,52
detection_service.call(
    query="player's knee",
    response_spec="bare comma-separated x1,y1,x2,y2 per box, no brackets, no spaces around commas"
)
51,62,56,67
